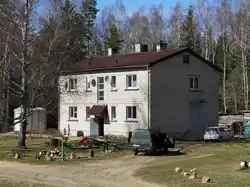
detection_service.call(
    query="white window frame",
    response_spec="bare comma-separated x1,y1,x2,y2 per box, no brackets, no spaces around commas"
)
69,78,77,91
69,106,78,120
189,76,199,90
111,106,116,120
86,106,90,120
126,75,137,89
126,106,137,120
97,77,104,101
111,76,116,90
85,77,91,91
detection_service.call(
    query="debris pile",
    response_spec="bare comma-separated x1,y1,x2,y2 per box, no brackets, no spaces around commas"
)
174,167,211,184
36,148,64,161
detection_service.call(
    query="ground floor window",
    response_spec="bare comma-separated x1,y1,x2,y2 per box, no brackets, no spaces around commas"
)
126,106,137,120
69,106,77,120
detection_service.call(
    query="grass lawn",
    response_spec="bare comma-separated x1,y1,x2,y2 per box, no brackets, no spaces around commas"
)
0,136,129,165
135,142,250,187
0,180,56,187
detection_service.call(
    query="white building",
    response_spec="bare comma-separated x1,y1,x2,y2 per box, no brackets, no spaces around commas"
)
59,45,221,140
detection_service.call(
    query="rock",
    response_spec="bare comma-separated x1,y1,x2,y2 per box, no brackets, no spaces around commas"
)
189,172,197,180
190,168,197,173
70,152,76,160
88,150,94,158
201,176,211,183
45,155,52,161
175,167,182,172
14,153,20,159
183,171,189,176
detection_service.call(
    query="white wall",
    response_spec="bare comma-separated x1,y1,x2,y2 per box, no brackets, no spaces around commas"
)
59,69,149,137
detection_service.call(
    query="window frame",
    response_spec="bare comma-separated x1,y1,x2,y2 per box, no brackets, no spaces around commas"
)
69,78,77,91
97,77,104,101
126,75,137,89
111,76,117,90
189,76,199,90
111,106,116,120
86,106,90,120
69,106,78,120
126,106,137,120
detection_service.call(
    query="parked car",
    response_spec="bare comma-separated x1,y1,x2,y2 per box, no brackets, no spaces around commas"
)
204,126,234,142
130,129,175,155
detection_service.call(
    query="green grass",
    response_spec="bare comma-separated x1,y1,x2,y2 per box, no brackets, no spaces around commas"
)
0,137,129,165
0,180,56,187
135,142,250,187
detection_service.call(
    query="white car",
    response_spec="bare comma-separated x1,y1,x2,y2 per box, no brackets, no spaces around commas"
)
204,126,234,142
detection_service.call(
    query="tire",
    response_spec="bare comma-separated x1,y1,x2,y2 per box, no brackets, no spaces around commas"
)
133,149,138,156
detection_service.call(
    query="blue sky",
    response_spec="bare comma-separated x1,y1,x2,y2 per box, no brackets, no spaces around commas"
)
37,0,198,17
96,0,196,15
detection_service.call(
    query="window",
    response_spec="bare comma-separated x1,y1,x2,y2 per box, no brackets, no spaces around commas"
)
111,76,116,89
111,106,116,120
183,54,190,64
85,78,91,90
86,106,90,120
126,106,137,120
126,75,137,88
69,78,77,91
97,77,104,101
69,107,77,120
190,76,199,90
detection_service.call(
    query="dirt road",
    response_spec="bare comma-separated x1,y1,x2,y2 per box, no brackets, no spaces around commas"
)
0,155,164,187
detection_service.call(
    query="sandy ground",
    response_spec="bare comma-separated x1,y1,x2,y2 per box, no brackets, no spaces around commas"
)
0,155,164,187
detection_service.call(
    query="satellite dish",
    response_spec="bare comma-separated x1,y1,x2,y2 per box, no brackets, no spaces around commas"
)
105,76,110,82
91,79,96,87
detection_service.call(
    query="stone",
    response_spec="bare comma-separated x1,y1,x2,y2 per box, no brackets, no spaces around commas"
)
201,176,211,183
183,171,189,176
175,167,182,173
88,150,94,158
70,152,76,160
189,172,197,180
14,153,20,159
45,155,52,161
190,168,197,173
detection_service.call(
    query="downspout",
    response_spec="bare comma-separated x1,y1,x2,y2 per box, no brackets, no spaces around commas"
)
147,65,151,129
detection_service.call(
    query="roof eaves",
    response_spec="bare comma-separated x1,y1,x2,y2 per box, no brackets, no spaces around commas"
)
60,64,149,74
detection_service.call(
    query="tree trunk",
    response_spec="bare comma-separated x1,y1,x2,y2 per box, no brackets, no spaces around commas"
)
223,47,227,114
17,0,29,148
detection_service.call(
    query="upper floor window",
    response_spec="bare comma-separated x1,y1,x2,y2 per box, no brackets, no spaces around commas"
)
183,54,190,64
126,75,137,88
69,78,77,91
97,77,104,101
85,77,91,91
111,76,116,89
69,106,77,120
190,76,199,90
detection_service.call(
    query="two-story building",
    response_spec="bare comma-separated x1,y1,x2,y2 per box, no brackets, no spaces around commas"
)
59,45,221,140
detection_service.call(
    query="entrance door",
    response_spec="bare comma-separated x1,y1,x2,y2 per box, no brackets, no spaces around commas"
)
98,118,104,136
189,104,202,140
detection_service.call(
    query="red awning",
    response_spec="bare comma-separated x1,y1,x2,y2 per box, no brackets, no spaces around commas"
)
88,105,107,117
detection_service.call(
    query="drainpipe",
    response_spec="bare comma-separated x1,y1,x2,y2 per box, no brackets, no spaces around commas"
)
147,65,151,129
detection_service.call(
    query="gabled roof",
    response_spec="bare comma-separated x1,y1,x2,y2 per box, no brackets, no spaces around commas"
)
61,48,222,73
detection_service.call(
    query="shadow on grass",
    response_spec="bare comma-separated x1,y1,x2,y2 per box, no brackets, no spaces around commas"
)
137,150,185,157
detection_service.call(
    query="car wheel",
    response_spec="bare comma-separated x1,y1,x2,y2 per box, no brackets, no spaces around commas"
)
133,149,138,156
219,136,223,142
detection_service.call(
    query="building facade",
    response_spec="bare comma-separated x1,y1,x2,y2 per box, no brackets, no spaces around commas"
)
59,47,221,140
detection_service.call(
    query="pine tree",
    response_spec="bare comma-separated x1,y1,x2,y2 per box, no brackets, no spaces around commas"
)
81,0,99,57
181,5,201,53
104,25,123,53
